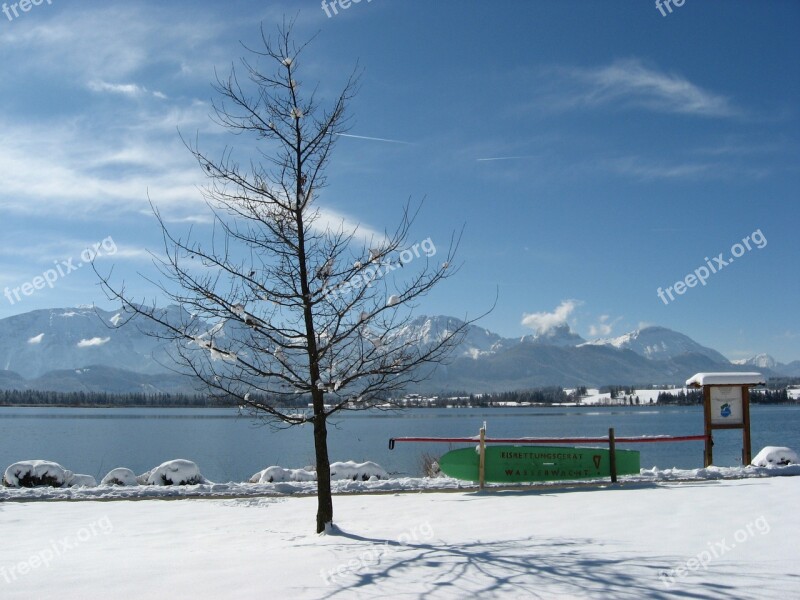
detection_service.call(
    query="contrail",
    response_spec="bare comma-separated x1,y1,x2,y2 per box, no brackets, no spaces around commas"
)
476,155,538,162
335,133,411,145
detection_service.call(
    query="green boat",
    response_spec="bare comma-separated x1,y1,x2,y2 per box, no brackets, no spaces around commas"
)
438,445,640,483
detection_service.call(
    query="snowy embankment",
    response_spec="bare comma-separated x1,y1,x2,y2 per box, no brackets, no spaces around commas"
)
1,462,798,501
1,477,798,599
0,459,397,500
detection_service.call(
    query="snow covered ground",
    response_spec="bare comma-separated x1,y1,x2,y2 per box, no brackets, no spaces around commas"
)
567,388,680,405
1,475,798,599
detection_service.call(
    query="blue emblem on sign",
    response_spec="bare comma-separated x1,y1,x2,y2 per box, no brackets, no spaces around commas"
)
720,403,731,418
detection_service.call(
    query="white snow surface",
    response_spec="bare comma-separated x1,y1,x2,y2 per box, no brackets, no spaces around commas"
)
685,372,765,386
1,476,797,599
751,446,799,467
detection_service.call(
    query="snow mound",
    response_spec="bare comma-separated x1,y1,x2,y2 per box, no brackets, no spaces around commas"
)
751,446,799,467
249,466,317,484
139,460,206,486
3,460,68,488
101,468,139,486
248,461,389,483
330,461,388,481
65,473,97,488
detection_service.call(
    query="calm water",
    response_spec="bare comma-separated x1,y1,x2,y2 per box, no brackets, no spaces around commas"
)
1,405,798,482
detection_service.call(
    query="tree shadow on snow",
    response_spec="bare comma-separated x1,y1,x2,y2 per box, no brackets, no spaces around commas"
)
315,527,794,600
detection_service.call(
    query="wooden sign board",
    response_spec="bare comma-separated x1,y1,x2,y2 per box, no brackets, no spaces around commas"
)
709,386,744,426
687,372,762,467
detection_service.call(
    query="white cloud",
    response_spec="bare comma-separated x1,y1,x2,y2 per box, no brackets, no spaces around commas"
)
603,157,715,181
101,246,159,261
88,80,167,99
775,330,799,340
310,206,386,245
88,81,146,96
0,118,207,218
476,155,539,162
335,133,411,145
541,59,740,118
0,4,228,84
521,300,580,335
589,315,622,337
77,337,111,348
28,333,44,344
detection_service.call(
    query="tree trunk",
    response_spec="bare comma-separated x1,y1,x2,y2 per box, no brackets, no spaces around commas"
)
313,409,333,533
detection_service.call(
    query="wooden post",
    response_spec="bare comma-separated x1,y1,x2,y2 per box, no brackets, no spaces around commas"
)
608,427,617,483
703,386,713,467
478,424,486,490
741,386,752,465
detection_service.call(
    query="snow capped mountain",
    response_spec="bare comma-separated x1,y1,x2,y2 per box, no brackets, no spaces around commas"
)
394,316,504,359
732,353,778,369
581,326,729,364
0,306,187,379
0,308,792,393
731,354,800,377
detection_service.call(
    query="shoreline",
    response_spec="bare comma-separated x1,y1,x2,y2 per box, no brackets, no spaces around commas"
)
2,465,798,503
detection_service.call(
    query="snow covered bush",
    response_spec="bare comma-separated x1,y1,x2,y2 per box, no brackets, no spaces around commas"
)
330,461,388,481
101,468,139,486
249,466,317,483
419,452,443,478
751,446,799,467
248,461,388,483
138,460,206,486
3,460,68,488
65,473,97,487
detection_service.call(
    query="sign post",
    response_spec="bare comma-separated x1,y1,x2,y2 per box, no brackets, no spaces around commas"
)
478,423,486,490
687,372,765,467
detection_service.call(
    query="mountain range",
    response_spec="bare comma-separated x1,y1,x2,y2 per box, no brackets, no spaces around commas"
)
0,307,796,395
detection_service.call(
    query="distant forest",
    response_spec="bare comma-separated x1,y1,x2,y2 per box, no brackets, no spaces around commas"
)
654,388,794,405
0,390,229,408
0,382,796,408
0,389,323,408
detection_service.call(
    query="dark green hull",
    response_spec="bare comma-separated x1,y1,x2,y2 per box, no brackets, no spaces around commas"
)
438,445,640,483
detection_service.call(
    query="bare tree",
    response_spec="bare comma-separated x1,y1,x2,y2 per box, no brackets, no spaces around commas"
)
99,20,477,533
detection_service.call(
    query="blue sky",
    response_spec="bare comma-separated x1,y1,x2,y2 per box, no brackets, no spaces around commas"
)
0,0,798,362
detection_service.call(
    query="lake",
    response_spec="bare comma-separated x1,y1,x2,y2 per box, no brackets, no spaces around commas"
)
1,405,798,483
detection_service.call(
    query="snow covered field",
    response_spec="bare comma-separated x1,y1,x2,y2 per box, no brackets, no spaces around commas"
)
2,474,798,599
